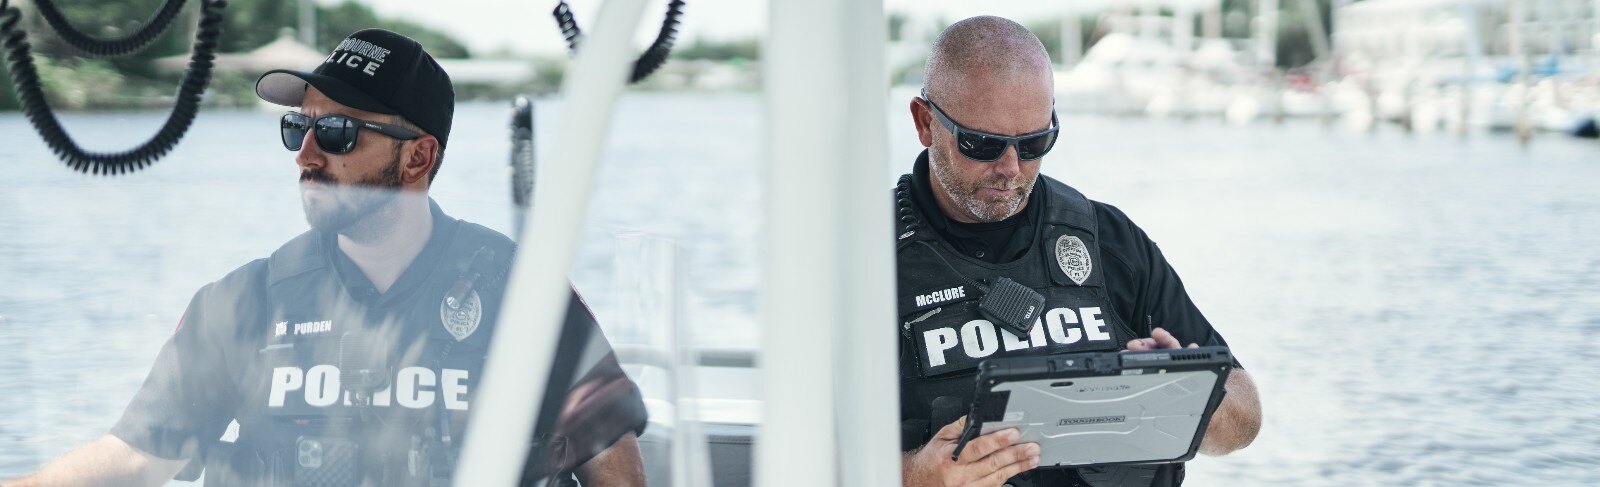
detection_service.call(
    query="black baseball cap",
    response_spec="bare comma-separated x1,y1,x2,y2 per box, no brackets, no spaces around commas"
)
256,29,453,148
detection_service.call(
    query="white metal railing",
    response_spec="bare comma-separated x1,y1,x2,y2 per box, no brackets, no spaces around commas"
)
454,0,650,484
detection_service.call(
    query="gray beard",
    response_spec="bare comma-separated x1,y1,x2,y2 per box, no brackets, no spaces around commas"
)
930,152,1035,223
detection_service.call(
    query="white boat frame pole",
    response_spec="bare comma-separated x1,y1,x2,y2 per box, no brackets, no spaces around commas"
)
758,0,901,485
454,0,649,484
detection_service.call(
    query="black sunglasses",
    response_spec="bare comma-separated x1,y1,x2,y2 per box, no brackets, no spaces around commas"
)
920,91,1059,162
280,112,421,154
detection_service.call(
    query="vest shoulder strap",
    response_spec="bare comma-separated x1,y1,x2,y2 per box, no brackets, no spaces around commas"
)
443,220,518,289
1035,175,1098,234
452,220,517,257
265,230,327,286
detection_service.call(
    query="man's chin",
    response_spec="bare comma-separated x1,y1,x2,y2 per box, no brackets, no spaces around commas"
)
302,199,352,232
305,211,349,233
966,198,1025,222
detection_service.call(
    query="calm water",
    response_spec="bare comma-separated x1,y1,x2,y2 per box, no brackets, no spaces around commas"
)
2,92,1598,485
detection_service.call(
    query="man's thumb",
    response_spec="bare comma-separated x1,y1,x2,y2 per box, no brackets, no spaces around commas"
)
934,415,967,440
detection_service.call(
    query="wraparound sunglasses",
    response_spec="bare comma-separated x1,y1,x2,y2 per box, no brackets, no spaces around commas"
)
280,112,420,154
921,91,1059,162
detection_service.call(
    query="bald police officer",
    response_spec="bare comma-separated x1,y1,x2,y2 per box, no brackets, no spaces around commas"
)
7,29,646,487
896,17,1262,487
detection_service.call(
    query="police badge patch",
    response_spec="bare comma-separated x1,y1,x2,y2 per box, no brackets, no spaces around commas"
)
1055,235,1093,286
440,290,482,341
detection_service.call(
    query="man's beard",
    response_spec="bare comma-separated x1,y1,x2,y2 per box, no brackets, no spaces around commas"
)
930,151,1036,222
300,150,405,236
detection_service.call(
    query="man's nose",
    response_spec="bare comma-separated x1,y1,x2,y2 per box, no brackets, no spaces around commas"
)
294,131,325,171
990,147,1022,179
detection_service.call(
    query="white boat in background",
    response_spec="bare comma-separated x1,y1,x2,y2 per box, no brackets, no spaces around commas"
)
1334,0,1600,135
1056,33,1262,120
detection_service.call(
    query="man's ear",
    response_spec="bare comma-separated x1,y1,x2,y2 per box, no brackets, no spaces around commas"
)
402,135,438,184
911,98,934,148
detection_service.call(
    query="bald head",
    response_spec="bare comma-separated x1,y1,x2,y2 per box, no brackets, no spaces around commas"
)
923,16,1053,111
913,16,1056,224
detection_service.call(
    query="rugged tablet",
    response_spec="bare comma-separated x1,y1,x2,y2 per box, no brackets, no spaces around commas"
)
953,347,1233,468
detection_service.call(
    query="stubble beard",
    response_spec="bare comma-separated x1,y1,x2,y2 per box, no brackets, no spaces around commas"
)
930,150,1036,223
300,148,405,239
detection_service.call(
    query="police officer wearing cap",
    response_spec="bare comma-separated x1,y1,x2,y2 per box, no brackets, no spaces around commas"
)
896,17,1262,487
7,29,647,487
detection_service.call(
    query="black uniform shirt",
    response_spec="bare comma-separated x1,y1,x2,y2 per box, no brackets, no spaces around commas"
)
109,200,643,464
906,151,1238,363
902,152,1240,486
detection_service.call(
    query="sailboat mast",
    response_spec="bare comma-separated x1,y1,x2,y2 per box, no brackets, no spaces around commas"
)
299,0,316,48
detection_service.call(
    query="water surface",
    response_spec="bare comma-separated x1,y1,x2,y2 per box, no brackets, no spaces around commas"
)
2,93,1597,484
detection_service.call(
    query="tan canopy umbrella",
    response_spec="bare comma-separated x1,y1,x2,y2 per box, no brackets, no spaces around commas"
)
155,29,323,75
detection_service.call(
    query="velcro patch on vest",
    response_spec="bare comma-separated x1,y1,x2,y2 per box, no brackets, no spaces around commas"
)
911,305,1120,377
901,284,979,314
1046,227,1103,288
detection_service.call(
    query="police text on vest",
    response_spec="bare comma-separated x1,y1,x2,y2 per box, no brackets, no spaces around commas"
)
922,307,1113,367
267,365,471,411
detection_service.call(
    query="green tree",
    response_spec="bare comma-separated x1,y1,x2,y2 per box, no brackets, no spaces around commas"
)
0,68,17,110
673,37,759,62
219,0,297,53
25,0,197,78
1,0,476,110
315,1,471,58
1024,16,1104,64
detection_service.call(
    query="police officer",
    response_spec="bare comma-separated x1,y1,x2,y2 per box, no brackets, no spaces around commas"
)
896,17,1262,487
7,29,646,486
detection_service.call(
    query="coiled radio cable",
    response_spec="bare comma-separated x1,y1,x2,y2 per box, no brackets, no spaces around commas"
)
33,0,189,57
552,0,684,84
1,0,226,175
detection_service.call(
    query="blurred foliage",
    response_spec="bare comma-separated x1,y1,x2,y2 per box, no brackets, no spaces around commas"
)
673,37,758,62
888,12,908,42
315,1,469,58
455,58,564,99
1025,16,1108,65
0,67,16,110
0,0,1342,110
1021,1,1331,69
0,0,470,110
219,0,295,54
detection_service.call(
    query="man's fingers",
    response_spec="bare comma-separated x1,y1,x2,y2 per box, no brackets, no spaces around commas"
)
957,428,1019,464
1150,327,1183,349
979,442,1039,474
1127,328,1196,351
933,415,967,441
975,447,1041,487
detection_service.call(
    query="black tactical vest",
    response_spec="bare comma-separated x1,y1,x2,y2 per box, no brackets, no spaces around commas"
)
896,174,1162,487
203,217,513,487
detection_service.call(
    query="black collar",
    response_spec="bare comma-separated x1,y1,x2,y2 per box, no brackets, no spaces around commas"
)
909,150,1043,263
